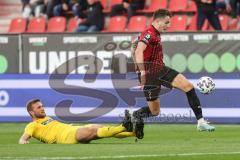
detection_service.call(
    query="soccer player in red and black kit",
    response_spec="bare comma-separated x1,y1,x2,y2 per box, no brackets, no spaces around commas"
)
130,9,215,139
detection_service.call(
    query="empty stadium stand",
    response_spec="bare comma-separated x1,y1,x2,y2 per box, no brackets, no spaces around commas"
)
8,17,27,33
27,17,46,33
47,17,66,33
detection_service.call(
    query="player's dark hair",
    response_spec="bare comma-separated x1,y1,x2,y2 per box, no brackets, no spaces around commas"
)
153,9,172,20
26,99,41,116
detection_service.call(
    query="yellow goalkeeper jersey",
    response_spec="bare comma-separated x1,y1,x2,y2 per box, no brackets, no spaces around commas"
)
24,117,80,144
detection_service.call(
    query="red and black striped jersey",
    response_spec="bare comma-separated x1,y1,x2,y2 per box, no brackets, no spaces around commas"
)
136,25,164,75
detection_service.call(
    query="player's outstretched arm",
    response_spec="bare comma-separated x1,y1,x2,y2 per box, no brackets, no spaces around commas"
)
19,133,31,144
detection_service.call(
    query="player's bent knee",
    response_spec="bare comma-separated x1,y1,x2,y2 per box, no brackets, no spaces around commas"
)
183,82,194,92
172,74,194,92
178,80,194,92
76,127,98,143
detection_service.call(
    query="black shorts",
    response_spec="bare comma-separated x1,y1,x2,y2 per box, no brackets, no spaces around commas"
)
138,66,179,101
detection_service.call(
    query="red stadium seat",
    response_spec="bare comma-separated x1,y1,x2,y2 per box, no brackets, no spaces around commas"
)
27,17,46,33
47,17,66,33
168,15,187,31
127,16,147,32
202,20,209,31
188,15,197,31
8,17,27,33
219,15,229,31
229,18,238,30
144,0,167,13
169,0,188,12
105,16,127,32
187,0,197,12
100,0,109,12
208,25,215,31
67,17,78,32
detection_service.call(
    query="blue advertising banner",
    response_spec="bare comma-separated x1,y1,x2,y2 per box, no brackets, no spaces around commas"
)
0,32,240,123
0,73,239,123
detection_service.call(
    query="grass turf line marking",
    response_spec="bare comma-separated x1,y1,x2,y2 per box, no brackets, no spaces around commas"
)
1,151,240,160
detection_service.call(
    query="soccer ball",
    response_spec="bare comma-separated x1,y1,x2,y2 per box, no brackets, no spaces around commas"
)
197,76,215,94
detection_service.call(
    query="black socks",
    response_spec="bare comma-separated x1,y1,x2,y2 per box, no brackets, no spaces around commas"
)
186,88,203,120
133,88,203,120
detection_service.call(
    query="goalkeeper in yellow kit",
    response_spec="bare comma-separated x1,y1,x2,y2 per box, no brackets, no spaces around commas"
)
19,99,137,144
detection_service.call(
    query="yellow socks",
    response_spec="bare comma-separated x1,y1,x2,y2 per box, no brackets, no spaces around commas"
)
97,125,126,138
114,132,135,138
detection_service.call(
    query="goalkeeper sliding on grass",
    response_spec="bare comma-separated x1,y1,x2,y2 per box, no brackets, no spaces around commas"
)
19,99,137,144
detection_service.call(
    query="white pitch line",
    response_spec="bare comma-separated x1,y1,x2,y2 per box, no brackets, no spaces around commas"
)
1,151,240,160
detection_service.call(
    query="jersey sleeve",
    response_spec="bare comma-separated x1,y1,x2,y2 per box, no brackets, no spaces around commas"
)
139,31,153,45
24,122,35,136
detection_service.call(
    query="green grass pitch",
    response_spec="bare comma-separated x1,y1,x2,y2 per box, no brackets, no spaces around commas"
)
0,123,240,160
